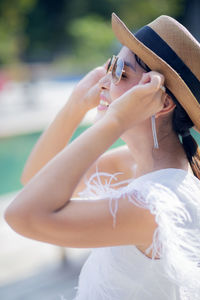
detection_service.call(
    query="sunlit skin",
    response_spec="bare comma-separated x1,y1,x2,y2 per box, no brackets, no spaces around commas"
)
96,47,144,119
95,47,188,178
4,46,193,259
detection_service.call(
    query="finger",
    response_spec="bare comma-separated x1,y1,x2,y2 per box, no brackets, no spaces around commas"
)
160,85,166,93
150,71,165,85
86,83,101,105
138,72,151,85
157,88,166,103
151,73,164,91
154,88,166,112
90,67,106,85
139,72,165,93
79,67,106,90
140,71,165,86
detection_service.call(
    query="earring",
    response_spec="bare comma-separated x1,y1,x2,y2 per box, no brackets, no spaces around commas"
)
151,115,159,149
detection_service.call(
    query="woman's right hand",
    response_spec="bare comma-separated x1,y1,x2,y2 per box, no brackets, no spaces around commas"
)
69,65,107,112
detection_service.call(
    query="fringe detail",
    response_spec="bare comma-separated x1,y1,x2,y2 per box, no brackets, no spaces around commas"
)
79,169,200,299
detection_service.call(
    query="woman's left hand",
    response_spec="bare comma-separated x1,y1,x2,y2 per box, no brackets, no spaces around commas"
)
105,71,166,132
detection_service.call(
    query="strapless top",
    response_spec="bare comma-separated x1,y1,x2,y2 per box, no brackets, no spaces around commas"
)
73,168,200,300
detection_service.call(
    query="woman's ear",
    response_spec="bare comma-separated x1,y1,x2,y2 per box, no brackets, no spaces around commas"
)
156,94,176,118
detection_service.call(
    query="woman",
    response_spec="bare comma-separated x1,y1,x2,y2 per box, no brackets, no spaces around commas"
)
5,13,200,299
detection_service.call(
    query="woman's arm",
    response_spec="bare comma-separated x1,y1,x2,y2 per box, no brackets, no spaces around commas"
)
21,99,87,185
21,66,106,185
4,71,164,248
5,116,157,249
9,117,122,214
5,117,125,238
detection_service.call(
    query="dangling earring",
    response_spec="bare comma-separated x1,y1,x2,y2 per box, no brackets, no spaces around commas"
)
151,115,159,149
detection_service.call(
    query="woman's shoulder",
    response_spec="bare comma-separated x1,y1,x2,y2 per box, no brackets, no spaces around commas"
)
97,143,200,190
102,144,132,162
102,148,197,186
99,145,135,177
72,145,133,197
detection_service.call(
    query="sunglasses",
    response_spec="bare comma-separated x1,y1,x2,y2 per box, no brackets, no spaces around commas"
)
106,55,125,85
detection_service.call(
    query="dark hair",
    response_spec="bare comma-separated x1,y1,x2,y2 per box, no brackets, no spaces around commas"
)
135,54,200,179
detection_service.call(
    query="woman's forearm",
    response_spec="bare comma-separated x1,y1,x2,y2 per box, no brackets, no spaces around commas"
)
21,97,88,184
7,116,122,216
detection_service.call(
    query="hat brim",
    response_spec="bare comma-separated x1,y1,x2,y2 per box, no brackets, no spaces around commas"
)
112,13,200,132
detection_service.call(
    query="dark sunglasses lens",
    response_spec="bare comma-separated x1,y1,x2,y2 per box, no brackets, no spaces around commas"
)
113,58,124,84
106,58,112,73
107,56,115,73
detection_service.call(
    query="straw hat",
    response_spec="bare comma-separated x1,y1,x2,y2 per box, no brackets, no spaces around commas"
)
111,13,200,132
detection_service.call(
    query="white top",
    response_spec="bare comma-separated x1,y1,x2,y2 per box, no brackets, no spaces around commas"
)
73,169,200,300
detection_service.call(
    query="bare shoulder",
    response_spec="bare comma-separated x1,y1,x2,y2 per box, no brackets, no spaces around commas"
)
73,145,134,196
99,144,134,167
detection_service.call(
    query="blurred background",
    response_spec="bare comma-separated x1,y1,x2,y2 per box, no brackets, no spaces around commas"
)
0,0,200,299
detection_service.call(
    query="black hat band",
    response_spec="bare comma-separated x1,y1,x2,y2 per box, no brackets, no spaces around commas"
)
135,26,200,104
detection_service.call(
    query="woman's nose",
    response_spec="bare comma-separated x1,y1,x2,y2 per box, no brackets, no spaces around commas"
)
98,72,111,90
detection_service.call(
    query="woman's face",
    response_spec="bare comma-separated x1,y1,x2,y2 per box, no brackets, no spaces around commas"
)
95,47,147,120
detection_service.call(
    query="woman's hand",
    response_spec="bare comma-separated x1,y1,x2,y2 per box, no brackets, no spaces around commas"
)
69,65,106,111
105,71,166,132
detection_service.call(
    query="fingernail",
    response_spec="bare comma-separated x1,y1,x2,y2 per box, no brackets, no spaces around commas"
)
160,86,166,93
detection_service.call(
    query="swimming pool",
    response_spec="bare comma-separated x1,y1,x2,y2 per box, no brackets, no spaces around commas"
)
0,126,124,196
1,128,199,196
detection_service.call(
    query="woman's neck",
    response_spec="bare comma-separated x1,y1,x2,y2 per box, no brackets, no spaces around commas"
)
121,124,189,175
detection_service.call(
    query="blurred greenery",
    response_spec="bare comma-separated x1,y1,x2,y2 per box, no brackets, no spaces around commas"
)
114,0,185,28
0,0,36,65
69,15,113,64
0,0,186,73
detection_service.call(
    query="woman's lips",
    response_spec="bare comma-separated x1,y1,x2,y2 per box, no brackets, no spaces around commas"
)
98,94,110,111
97,99,110,111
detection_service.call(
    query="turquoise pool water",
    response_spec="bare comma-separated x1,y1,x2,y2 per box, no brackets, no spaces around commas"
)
1,128,200,196
0,126,124,196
